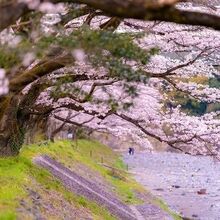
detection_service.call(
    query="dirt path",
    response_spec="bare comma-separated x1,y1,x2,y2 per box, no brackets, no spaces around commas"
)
34,155,135,220
34,155,172,220
129,205,145,220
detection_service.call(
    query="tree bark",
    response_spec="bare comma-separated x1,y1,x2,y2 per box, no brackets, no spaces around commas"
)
1,0,220,32
0,95,27,156
0,79,46,156
24,116,48,144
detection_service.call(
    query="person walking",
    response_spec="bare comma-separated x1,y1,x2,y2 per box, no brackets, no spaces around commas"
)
128,147,135,155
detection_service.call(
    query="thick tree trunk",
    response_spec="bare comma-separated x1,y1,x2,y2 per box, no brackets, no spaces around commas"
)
0,79,52,156
0,123,25,156
0,96,27,156
24,116,48,144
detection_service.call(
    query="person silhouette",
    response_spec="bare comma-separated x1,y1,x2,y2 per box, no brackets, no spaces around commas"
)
128,147,134,155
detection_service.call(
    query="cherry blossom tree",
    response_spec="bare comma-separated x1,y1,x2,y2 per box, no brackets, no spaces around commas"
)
0,0,220,156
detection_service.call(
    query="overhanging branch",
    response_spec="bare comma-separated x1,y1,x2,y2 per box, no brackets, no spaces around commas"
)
1,0,220,31
68,0,220,30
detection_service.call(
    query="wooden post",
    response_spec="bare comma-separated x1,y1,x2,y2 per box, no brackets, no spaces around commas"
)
112,167,115,176
75,128,78,149
75,138,78,148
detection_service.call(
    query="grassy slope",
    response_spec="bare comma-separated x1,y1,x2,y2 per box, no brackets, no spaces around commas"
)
0,139,181,220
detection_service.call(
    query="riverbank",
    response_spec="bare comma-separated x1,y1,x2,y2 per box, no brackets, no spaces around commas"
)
124,152,220,220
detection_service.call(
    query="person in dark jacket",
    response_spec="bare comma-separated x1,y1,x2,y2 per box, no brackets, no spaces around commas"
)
128,147,135,155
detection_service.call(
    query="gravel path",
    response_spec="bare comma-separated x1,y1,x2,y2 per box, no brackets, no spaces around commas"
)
124,152,220,220
34,155,174,219
129,205,146,220
35,155,136,220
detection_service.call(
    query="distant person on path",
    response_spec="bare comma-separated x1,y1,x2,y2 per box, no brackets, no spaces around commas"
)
67,130,73,140
128,147,135,155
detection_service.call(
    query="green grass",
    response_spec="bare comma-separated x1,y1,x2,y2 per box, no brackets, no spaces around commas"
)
0,140,118,219
155,198,183,220
0,139,176,219
21,139,143,204
0,157,29,218
0,139,143,219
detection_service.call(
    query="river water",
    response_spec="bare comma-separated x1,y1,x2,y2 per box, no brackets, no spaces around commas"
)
124,152,220,220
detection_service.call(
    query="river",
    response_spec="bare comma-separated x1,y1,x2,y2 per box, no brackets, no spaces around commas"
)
124,152,220,220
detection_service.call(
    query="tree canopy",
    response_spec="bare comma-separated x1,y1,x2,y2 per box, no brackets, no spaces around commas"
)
0,0,220,157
